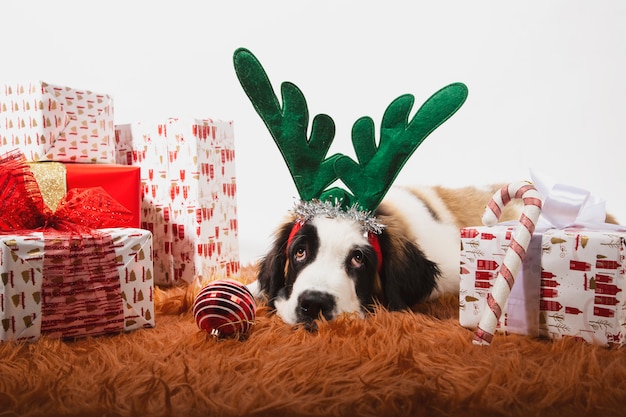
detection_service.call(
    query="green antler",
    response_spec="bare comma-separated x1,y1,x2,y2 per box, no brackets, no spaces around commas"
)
233,48,342,201
233,47,469,212
334,83,469,211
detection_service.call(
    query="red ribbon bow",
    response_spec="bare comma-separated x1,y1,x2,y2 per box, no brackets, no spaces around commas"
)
0,150,133,232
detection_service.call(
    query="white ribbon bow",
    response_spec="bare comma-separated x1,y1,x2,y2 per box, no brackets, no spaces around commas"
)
530,170,608,229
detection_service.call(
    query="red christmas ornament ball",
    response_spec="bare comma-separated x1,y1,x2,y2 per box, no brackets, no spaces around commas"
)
193,279,256,338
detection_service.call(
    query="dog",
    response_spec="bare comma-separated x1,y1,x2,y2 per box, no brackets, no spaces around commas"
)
247,183,536,329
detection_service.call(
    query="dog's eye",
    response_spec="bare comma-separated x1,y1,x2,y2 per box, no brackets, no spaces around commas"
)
350,250,364,268
294,247,307,262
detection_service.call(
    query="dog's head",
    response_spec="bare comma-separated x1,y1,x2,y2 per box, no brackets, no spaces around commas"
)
256,204,440,329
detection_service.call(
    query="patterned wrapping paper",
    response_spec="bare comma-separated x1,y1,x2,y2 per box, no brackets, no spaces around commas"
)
115,118,240,286
460,225,626,346
0,228,154,342
0,81,115,163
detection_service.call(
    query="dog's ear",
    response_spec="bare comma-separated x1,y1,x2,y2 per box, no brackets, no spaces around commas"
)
257,219,294,308
376,225,440,311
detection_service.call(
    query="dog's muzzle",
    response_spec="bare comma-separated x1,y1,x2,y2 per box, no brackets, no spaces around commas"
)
296,290,336,331
297,290,336,325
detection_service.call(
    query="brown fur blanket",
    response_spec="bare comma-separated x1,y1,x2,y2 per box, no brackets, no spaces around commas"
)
1,266,625,417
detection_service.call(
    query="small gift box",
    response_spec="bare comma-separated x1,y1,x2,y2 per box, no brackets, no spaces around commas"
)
0,150,154,341
28,162,141,228
0,81,115,163
115,118,240,286
1,228,154,341
460,175,626,346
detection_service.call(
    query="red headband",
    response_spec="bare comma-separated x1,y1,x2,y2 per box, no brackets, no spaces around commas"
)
286,221,383,272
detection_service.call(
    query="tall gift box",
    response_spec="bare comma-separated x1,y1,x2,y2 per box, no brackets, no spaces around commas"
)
115,118,240,286
460,178,626,346
0,81,115,163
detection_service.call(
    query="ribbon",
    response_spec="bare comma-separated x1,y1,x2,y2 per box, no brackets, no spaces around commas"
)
28,161,68,212
0,149,133,232
530,170,609,230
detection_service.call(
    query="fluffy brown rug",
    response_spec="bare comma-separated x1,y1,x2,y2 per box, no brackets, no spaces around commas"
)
1,265,625,417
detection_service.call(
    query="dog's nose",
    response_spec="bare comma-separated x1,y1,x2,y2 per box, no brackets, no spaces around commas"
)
297,290,336,323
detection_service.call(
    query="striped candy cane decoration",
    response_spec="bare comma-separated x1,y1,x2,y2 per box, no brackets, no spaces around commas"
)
473,181,542,346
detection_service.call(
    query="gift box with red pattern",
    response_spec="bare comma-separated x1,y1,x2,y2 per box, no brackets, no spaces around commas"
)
0,228,154,342
460,177,626,346
115,118,240,286
0,81,115,163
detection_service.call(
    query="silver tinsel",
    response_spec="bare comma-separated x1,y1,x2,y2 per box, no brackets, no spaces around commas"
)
291,199,385,235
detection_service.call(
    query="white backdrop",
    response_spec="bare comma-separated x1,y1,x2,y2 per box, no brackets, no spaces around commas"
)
3,0,625,264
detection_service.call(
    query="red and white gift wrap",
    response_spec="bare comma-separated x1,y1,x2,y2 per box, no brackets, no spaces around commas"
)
0,228,154,342
0,81,115,163
460,175,626,346
460,226,626,346
115,118,240,285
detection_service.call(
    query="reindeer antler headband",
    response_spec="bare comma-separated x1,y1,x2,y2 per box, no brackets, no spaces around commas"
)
233,47,468,229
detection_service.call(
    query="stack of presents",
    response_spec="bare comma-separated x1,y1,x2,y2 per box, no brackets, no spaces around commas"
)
0,81,239,342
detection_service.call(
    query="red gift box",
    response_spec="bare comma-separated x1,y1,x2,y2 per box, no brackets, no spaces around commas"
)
62,164,140,228
27,161,140,228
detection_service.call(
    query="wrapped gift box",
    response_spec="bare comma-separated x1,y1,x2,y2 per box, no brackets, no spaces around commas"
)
0,81,115,163
460,225,626,346
0,228,154,342
27,162,141,228
115,118,240,286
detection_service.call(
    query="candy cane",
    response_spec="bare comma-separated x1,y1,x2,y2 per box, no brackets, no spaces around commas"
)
473,181,542,346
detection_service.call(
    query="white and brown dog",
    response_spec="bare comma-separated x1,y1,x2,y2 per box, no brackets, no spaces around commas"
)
247,184,528,329
233,48,616,329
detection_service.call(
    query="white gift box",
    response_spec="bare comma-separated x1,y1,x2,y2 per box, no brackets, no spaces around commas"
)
0,81,115,163
0,228,154,342
460,225,626,346
115,118,240,286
